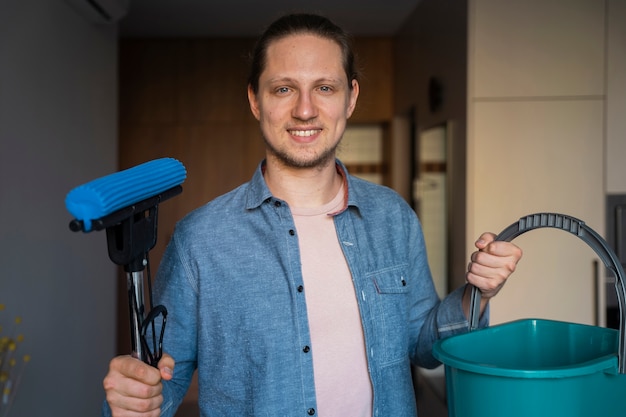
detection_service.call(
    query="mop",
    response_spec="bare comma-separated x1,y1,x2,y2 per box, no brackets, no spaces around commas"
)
65,157,186,367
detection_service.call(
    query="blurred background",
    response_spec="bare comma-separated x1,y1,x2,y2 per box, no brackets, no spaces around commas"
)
1,0,625,415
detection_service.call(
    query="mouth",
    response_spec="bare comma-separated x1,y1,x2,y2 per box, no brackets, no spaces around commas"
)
288,129,322,138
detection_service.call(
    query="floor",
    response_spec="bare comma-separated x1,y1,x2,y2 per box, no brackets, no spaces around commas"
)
173,368,449,417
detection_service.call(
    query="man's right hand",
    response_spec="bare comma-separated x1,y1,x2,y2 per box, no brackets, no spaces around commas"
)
103,353,175,417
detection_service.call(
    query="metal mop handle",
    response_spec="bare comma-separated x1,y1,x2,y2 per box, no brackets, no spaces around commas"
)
127,268,167,367
128,270,147,362
468,212,626,374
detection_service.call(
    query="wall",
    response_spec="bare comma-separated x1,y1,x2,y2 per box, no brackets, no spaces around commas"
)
394,0,469,289
394,0,626,324
0,1,118,415
467,0,612,325
607,0,626,194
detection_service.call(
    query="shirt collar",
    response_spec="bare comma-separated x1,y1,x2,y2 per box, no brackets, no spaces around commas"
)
244,159,361,215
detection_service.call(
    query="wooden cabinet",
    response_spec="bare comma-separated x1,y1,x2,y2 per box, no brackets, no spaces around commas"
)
351,38,394,123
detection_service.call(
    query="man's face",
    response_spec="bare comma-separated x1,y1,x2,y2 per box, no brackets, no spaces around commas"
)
248,33,359,169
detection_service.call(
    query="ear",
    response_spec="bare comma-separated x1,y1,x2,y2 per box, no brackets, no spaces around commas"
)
247,84,261,120
345,79,360,119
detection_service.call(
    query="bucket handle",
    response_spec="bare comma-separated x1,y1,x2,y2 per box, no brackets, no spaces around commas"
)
468,212,626,374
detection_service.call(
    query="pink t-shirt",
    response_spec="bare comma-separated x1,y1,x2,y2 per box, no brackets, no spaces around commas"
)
291,185,373,417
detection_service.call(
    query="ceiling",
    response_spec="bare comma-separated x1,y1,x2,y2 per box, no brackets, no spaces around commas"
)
118,0,422,38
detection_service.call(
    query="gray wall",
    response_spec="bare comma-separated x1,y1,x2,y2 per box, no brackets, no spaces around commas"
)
0,1,117,415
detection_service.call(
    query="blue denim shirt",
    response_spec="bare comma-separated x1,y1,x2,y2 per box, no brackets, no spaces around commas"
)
102,160,487,417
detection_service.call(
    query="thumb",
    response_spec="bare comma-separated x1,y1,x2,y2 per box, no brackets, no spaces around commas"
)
158,353,175,381
475,232,496,250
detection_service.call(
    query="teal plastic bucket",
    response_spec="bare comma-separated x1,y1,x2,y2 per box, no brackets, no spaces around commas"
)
432,213,626,417
433,319,626,416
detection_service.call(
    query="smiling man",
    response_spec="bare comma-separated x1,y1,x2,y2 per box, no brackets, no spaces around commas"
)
248,32,358,173
102,13,522,417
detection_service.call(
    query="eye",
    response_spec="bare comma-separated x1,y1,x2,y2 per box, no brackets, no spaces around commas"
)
318,85,333,93
275,86,291,94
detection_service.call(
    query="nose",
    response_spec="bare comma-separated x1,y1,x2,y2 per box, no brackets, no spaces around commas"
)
292,90,318,121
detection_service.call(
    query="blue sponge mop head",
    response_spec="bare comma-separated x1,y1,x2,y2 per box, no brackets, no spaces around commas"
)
65,158,186,232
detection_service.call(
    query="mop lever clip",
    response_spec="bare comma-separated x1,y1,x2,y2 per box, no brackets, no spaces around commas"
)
69,185,182,272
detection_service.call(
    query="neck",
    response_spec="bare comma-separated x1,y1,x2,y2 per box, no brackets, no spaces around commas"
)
263,157,342,208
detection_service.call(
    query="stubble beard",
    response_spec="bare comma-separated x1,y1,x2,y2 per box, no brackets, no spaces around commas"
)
262,134,339,170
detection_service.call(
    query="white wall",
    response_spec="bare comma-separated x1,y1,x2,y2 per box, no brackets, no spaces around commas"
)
0,1,118,415
467,0,625,326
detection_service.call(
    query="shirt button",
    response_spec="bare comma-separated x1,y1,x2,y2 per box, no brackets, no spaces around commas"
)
297,285,304,292
307,408,316,415
303,345,310,353
274,200,282,207
289,229,295,236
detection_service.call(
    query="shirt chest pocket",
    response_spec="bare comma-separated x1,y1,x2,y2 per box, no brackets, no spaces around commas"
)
373,271,409,294
369,268,410,365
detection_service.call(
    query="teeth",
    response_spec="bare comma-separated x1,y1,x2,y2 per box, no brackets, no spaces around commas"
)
290,130,319,137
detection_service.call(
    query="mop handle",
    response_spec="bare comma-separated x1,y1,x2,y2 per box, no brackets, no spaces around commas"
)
468,212,626,374
128,270,147,362
127,269,167,367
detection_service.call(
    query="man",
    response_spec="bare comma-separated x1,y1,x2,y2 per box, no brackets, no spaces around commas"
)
102,13,522,417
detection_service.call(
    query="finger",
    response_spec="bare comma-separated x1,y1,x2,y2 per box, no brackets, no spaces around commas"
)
480,241,523,259
104,356,163,398
470,250,505,271
467,258,509,281
474,232,497,250
467,254,518,299
103,371,163,416
471,243,521,269
158,353,175,381
466,264,507,296
108,355,156,383
103,368,163,398
106,388,163,416
123,356,163,385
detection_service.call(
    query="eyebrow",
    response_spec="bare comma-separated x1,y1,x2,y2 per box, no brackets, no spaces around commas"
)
265,76,345,86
